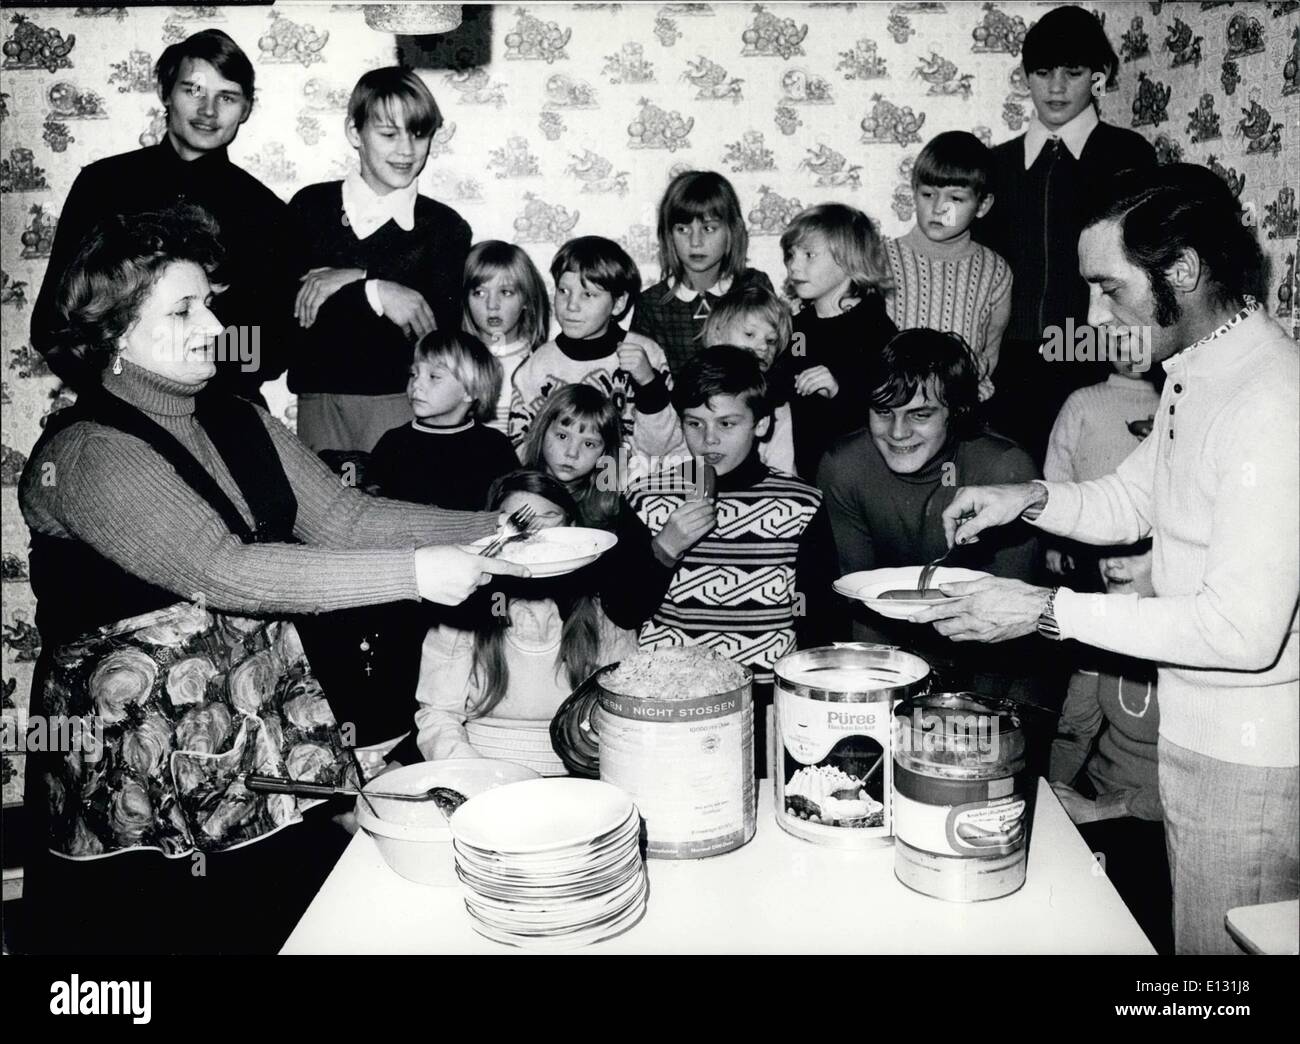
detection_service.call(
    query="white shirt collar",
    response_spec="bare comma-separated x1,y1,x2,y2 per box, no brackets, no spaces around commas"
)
341,170,418,239
1023,105,1099,168
670,273,735,302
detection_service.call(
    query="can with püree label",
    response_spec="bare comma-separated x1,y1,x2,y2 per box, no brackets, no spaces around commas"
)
773,645,931,848
595,657,754,859
892,692,1030,901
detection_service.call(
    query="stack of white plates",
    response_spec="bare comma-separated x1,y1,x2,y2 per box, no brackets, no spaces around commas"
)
449,778,647,949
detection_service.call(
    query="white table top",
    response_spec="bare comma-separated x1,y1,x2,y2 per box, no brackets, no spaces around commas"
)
282,777,1155,954
1226,899,1300,955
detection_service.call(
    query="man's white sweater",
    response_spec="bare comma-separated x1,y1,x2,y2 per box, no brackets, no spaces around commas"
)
1033,308,1298,767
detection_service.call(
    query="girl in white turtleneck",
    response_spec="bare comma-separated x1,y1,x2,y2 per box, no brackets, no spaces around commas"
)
414,470,637,774
461,241,550,437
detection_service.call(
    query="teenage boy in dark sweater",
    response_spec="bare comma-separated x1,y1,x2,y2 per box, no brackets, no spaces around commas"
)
287,67,471,454
30,30,291,401
975,5,1156,465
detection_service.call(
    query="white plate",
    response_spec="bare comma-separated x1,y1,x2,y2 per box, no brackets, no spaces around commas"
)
834,566,993,621
466,880,648,950
465,527,617,578
450,778,636,853
453,808,639,862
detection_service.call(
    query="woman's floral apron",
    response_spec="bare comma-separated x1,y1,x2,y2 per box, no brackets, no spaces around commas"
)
41,601,352,859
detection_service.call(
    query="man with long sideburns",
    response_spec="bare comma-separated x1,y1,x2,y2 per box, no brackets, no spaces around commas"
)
915,164,1298,955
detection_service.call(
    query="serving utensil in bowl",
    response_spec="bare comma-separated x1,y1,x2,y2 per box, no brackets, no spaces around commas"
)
244,774,466,811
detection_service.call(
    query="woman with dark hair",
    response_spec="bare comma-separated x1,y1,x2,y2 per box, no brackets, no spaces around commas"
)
15,206,525,954
814,329,1053,723
30,29,292,401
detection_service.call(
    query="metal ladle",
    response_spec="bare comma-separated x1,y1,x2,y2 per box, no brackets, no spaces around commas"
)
244,774,468,818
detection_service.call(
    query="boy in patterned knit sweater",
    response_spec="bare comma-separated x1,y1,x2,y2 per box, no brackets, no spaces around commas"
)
626,347,823,776
885,131,1012,403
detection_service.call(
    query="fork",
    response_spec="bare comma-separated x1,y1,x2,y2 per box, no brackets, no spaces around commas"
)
916,549,950,592
916,510,983,590
478,504,536,558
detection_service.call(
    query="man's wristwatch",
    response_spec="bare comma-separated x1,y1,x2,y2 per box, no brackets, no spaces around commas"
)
1037,586,1063,640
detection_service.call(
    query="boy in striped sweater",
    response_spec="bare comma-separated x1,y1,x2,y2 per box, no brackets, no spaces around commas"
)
626,347,824,775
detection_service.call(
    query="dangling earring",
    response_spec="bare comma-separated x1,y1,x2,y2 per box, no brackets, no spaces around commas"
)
111,353,123,375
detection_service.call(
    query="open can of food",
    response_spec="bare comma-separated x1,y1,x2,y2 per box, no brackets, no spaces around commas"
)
892,692,1030,901
773,644,930,848
595,648,755,859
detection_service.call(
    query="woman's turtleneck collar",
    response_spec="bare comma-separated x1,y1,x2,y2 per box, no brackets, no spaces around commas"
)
101,359,207,418
901,224,978,262
890,433,960,486
556,326,625,361
717,446,768,491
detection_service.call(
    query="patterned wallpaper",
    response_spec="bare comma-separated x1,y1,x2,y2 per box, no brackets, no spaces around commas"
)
1,2,1297,828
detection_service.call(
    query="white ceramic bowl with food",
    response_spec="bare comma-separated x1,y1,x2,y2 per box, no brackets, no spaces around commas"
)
834,566,993,621
466,526,617,578
356,759,540,886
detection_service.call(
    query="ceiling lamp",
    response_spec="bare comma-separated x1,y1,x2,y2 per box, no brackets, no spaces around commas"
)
363,3,463,35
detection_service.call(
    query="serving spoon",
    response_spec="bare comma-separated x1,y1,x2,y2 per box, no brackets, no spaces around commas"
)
244,774,468,817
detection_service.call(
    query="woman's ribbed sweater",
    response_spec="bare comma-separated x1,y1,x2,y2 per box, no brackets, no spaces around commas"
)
19,361,498,617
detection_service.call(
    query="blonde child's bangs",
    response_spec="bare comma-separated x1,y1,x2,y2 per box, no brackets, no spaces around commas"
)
781,208,892,297
415,333,501,422
461,241,551,349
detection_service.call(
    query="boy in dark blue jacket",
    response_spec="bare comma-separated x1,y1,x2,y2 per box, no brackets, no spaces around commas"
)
975,5,1156,464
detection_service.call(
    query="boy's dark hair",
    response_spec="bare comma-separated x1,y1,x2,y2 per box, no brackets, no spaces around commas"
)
348,66,442,138
868,329,981,438
155,29,255,104
913,131,995,198
1081,163,1265,326
1022,5,1118,82
550,236,641,318
671,345,771,424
